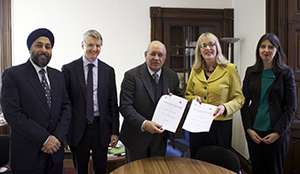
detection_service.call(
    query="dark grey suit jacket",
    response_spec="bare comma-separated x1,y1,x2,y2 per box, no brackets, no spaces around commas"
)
62,57,119,147
119,62,182,154
0,60,71,170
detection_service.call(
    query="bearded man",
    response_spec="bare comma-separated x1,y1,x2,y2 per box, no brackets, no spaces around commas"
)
0,28,71,174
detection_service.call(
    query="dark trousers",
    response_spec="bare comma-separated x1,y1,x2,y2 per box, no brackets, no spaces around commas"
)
246,129,289,174
12,155,63,174
70,118,108,174
125,132,168,163
189,120,232,158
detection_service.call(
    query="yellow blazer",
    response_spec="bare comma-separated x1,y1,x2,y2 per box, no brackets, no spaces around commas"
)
185,63,245,121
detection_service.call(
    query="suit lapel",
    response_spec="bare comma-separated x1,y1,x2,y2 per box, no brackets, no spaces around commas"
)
194,65,227,83
48,68,56,112
161,67,170,94
194,69,206,83
254,72,262,95
207,65,226,82
25,61,51,112
97,59,104,102
74,58,87,100
48,68,60,114
140,63,156,103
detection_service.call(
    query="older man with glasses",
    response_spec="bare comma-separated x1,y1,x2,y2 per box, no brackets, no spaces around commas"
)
119,40,182,163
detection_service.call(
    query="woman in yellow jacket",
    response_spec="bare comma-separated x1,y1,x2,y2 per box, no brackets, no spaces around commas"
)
185,32,245,158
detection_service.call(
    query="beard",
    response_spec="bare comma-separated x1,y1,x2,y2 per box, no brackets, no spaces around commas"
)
31,52,51,67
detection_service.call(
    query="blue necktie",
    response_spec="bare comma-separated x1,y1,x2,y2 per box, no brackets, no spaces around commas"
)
39,69,51,108
86,64,94,122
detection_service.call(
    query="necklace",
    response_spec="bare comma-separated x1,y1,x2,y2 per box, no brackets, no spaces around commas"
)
206,69,215,73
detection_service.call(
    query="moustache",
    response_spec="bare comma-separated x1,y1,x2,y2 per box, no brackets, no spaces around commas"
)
36,52,50,59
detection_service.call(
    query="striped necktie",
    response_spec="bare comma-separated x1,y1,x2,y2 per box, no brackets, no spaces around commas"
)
153,73,159,84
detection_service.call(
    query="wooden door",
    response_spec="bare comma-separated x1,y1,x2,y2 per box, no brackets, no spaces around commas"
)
150,7,233,94
268,0,300,173
150,7,233,138
163,20,220,92
284,1,300,173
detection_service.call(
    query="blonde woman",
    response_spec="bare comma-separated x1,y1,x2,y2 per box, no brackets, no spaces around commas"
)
185,32,245,158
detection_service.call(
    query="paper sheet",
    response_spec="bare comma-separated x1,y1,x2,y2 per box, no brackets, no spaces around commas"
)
152,95,188,133
182,100,217,133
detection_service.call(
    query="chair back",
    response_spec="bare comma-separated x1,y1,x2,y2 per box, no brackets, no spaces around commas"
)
185,130,189,142
0,135,10,167
194,145,240,173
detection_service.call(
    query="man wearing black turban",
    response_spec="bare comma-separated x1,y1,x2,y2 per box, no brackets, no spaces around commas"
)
0,28,71,174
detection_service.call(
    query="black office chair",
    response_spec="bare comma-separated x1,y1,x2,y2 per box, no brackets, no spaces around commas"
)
0,134,12,174
194,145,240,173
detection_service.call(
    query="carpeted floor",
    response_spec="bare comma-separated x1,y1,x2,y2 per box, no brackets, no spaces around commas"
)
63,168,93,174
63,168,76,174
63,159,92,174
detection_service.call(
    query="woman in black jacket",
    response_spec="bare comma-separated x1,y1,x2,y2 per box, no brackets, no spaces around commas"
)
241,33,297,174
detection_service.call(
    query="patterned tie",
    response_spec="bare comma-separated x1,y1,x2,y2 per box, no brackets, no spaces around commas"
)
86,64,94,123
39,69,51,108
153,73,159,84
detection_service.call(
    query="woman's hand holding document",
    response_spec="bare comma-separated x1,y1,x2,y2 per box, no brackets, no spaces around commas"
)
151,95,188,133
182,99,217,133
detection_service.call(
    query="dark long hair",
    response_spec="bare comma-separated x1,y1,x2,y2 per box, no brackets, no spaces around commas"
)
253,33,288,73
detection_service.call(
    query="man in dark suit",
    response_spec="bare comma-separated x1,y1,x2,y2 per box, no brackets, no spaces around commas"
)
62,29,119,174
119,41,182,163
0,28,71,174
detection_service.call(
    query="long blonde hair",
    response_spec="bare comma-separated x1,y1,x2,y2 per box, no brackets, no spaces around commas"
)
193,32,228,73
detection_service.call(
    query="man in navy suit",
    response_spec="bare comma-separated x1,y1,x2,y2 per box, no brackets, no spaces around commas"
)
62,29,119,174
0,28,71,174
119,41,182,163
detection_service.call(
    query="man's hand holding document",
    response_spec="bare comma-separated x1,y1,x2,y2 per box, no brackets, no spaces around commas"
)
151,94,188,133
182,99,217,133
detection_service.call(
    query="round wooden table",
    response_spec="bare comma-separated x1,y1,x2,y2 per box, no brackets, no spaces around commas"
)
110,156,236,174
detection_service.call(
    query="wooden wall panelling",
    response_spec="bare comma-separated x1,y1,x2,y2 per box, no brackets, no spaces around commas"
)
284,2,300,173
0,0,12,114
266,0,288,53
0,0,12,76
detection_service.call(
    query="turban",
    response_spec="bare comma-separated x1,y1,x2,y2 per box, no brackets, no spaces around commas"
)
27,28,54,50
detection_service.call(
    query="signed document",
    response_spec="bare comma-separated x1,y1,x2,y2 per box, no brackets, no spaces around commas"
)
152,95,188,133
182,100,217,133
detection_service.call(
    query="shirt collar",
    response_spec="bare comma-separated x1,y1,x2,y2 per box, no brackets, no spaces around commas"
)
82,56,98,67
147,65,162,78
29,58,48,74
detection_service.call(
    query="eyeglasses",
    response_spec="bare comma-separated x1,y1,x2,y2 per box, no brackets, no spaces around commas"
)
199,43,216,49
148,52,165,58
83,42,102,49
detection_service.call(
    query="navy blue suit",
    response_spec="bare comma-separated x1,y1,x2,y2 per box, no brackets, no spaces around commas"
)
0,60,71,172
62,57,119,173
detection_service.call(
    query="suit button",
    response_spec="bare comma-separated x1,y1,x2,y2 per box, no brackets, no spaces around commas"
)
204,86,207,90
204,96,207,100
50,119,53,122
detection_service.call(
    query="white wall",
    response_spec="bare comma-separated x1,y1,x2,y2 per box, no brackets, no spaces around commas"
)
12,0,232,92
232,0,265,159
12,0,265,159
